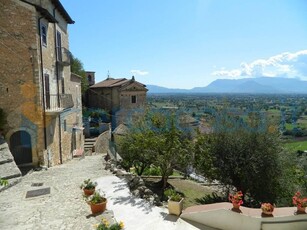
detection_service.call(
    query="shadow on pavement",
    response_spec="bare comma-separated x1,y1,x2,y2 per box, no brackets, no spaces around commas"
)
112,195,153,214
160,212,179,222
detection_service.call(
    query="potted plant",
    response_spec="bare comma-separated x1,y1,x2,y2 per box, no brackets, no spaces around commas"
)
261,203,274,215
95,218,124,230
292,191,307,213
164,189,184,216
86,192,107,214
228,191,243,209
80,179,97,196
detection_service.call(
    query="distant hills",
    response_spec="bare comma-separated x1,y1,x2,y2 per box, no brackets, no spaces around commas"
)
147,77,307,94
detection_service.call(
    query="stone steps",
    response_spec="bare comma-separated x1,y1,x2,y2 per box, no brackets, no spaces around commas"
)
84,138,97,151
0,177,22,192
0,142,22,192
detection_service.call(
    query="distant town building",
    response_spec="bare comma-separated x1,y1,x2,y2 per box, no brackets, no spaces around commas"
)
0,0,83,168
85,75,148,128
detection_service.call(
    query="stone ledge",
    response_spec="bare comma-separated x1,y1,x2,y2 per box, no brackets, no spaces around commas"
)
181,202,307,230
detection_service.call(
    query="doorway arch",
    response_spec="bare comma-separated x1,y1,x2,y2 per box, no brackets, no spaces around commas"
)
9,130,32,165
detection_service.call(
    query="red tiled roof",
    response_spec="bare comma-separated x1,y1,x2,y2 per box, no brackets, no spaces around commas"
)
90,78,147,90
90,78,127,88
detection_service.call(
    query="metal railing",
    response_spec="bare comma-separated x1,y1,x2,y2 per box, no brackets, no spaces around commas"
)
56,47,71,66
45,94,74,112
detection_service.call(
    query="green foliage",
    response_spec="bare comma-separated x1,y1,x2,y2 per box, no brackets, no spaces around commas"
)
118,129,157,176
86,192,106,204
283,140,307,153
142,166,161,176
195,110,300,206
80,179,97,190
164,189,182,201
151,114,193,188
195,192,227,205
118,111,192,189
0,178,8,186
71,55,88,94
0,108,6,129
96,219,124,230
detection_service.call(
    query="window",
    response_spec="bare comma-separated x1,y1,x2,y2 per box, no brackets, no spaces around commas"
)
41,24,47,46
61,76,65,94
56,31,62,61
63,120,67,131
131,95,137,104
88,75,92,82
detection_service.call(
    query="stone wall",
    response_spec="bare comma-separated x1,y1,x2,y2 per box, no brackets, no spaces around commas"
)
0,0,77,167
104,159,162,206
94,131,110,154
0,0,44,166
0,140,22,192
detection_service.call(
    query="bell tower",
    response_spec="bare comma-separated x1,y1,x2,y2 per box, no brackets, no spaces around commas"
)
86,71,95,86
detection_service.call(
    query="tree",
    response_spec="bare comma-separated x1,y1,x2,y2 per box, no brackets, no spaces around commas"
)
195,110,293,206
71,55,88,94
119,129,157,176
154,116,192,189
118,111,192,189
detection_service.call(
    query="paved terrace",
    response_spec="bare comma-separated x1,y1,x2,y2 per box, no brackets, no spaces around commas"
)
0,154,210,230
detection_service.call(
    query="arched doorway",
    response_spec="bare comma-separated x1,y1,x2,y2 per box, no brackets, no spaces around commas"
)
10,131,32,165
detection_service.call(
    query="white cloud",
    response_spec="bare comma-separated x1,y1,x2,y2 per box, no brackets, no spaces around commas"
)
212,50,307,79
130,69,149,76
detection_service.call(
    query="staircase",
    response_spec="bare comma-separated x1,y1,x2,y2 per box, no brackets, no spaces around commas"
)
0,141,22,192
84,138,97,153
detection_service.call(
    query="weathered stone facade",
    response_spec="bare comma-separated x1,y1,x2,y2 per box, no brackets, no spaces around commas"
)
0,0,83,167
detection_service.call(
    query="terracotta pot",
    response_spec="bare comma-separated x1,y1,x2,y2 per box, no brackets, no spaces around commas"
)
232,202,241,209
90,201,107,214
297,206,306,213
83,188,95,196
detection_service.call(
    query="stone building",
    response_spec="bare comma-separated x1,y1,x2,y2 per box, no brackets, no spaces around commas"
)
0,0,84,168
86,75,148,127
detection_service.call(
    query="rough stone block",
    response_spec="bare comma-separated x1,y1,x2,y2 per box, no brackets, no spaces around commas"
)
0,143,14,164
0,161,22,180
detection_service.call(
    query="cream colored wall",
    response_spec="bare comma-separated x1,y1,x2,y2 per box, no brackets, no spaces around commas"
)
119,91,147,110
181,205,307,230
112,87,120,110
60,75,84,161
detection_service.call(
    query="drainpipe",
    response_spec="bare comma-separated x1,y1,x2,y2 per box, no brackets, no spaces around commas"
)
53,7,63,164
38,16,49,167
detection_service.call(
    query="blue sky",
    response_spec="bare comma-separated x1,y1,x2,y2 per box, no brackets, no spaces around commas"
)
61,0,307,89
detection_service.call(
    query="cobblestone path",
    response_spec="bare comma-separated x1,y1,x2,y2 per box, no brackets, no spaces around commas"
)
0,155,112,230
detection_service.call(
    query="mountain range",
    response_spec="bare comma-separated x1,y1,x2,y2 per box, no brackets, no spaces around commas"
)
147,77,307,94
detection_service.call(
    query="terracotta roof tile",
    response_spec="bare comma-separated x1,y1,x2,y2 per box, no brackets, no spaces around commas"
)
90,78,127,88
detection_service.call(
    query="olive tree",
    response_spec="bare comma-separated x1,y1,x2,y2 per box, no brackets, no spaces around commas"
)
195,111,294,205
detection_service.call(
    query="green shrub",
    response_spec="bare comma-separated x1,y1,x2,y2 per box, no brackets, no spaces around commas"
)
0,178,8,186
164,188,182,201
195,192,227,205
143,166,161,176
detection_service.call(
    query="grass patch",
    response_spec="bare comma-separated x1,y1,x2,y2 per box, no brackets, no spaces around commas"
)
144,178,215,209
283,140,307,152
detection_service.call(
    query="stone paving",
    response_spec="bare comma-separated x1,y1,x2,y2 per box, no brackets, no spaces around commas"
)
0,154,112,230
0,154,212,230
